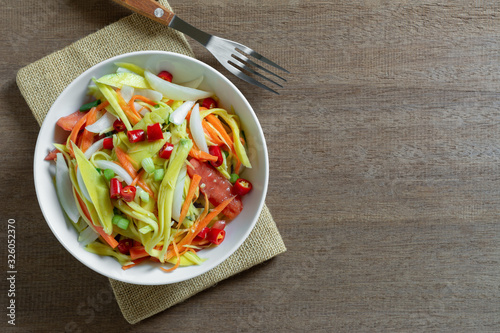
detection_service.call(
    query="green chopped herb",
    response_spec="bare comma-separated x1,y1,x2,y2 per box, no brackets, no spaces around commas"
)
141,157,155,174
104,131,114,137
154,169,165,182
79,99,101,112
116,217,129,230
112,215,122,225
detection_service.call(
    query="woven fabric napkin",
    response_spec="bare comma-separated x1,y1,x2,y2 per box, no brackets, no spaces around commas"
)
16,0,286,324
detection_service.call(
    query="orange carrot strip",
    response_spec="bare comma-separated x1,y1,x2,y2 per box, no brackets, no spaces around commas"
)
74,189,118,249
116,89,141,125
206,114,233,149
166,196,235,259
80,107,98,152
114,146,138,178
202,120,224,145
68,113,88,156
185,127,218,162
130,95,156,106
96,100,110,111
131,169,145,187
177,174,202,229
160,241,180,272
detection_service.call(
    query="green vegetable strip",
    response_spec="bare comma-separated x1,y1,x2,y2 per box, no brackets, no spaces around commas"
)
93,79,132,131
72,143,114,235
154,139,193,261
85,242,133,266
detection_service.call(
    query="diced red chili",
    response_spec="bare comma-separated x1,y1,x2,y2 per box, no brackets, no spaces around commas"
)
103,137,114,150
121,186,136,202
127,129,145,143
209,145,223,168
113,119,126,132
129,246,150,260
147,123,163,141
202,97,217,109
44,148,59,161
196,227,210,240
206,228,225,245
159,142,174,159
233,178,252,196
117,238,134,255
110,178,122,199
158,70,173,82
212,220,226,230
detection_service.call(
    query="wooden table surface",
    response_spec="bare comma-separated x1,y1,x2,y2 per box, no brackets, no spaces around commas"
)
3,0,500,331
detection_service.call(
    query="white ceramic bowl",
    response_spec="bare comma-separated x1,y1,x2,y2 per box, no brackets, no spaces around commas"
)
33,51,268,285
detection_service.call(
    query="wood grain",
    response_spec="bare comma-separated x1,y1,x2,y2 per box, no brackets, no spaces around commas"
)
2,0,500,331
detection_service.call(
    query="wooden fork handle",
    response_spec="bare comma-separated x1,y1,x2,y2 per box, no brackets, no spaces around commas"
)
111,0,176,26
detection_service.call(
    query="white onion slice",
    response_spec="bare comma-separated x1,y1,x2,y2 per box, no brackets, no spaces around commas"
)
84,138,104,159
189,103,209,153
56,153,80,223
170,101,195,125
180,76,204,89
144,70,212,101
85,112,117,134
172,165,187,222
77,167,92,202
120,85,134,103
93,160,133,185
134,88,163,102
78,226,100,246
116,67,134,74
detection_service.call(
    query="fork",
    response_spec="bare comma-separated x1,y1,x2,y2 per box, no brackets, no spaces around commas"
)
111,0,288,94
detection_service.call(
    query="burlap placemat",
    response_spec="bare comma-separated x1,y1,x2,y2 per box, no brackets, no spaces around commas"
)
16,0,286,324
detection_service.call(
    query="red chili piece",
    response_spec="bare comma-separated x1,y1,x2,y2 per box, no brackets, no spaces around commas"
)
197,227,210,239
202,97,217,109
127,129,145,143
103,137,114,150
117,238,134,255
147,123,163,141
209,145,223,168
212,220,226,230
233,178,252,196
110,178,122,199
206,228,226,245
159,142,174,159
113,119,126,132
158,70,173,82
121,186,136,202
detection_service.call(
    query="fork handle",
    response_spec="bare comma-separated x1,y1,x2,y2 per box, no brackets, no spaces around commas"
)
111,0,175,26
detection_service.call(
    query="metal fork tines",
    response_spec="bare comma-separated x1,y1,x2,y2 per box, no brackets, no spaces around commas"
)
169,16,289,94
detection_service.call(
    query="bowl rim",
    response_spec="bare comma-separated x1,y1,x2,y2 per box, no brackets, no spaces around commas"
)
33,50,269,285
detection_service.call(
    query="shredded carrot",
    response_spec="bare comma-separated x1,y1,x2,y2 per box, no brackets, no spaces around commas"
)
160,241,180,272
166,196,235,259
130,95,156,106
202,120,224,145
116,89,141,125
68,113,88,156
185,127,218,162
96,100,110,111
177,174,202,229
80,107,98,153
234,159,241,174
206,114,233,149
114,146,138,178
73,189,118,249
131,169,145,187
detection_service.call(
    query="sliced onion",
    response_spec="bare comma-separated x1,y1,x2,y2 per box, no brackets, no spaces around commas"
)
180,76,204,89
170,101,195,125
120,85,134,103
189,103,209,153
84,138,104,159
93,160,133,185
116,67,134,74
56,153,80,223
85,112,117,134
144,70,212,101
77,167,92,202
78,226,100,246
134,88,163,102
172,165,187,222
